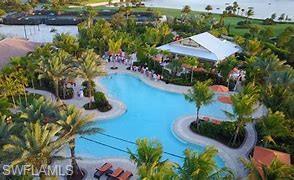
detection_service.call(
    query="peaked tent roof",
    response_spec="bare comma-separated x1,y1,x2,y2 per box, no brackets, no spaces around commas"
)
0,38,41,69
157,32,240,62
189,32,240,60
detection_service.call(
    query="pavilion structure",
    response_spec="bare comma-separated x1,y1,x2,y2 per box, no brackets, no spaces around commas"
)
157,32,241,63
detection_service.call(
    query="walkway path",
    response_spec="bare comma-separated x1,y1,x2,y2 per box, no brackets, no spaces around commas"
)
26,81,126,121
173,116,257,177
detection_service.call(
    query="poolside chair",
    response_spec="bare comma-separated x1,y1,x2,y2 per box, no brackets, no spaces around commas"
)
117,171,133,180
94,163,113,179
107,168,124,180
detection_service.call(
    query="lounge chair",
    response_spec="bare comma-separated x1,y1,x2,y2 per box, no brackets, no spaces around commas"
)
117,171,133,180
107,168,124,180
94,163,113,179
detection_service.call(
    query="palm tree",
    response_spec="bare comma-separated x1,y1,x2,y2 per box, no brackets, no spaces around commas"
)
224,84,259,145
19,97,59,124
178,147,234,179
182,57,199,83
185,80,214,129
246,39,263,56
0,97,10,115
246,9,254,22
181,5,191,22
53,33,79,56
232,2,239,15
138,161,177,180
0,115,14,148
259,110,288,147
37,50,72,99
85,6,97,28
242,158,294,179
77,49,104,108
159,23,171,44
205,5,213,13
108,39,122,68
167,60,182,78
128,138,169,178
1,121,71,172
56,105,102,178
129,138,164,168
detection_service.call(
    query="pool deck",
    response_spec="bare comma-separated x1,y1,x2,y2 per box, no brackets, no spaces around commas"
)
25,63,262,178
53,157,137,180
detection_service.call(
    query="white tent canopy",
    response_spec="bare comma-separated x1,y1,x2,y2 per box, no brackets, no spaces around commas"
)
157,32,241,62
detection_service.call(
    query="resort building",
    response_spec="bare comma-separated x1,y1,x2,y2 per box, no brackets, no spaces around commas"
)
0,38,40,69
252,146,292,178
157,32,241,63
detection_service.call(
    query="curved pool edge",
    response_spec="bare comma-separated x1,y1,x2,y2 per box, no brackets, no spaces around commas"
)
172,115,248,178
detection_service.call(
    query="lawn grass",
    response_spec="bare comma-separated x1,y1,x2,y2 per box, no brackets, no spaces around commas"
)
63,5,294,36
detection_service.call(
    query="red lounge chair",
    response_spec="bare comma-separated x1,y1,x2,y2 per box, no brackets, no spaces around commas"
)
94,163,113,179
107,168,124,179
117,171,133,180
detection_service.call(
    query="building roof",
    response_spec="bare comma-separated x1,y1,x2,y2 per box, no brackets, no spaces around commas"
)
157,32,240,62
253,146,291,178
0,38,41,69
253,146,291,166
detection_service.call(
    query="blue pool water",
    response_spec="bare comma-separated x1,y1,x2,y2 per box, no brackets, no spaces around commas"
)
76,74,232,167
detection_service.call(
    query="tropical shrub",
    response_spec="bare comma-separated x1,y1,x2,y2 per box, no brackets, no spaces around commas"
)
84,91,112,112
94,92,112,112
190,120,245,148
82,80,95,97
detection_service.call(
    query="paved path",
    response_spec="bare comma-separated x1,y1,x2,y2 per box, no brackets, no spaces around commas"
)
26,81,126,121
173,116,257,178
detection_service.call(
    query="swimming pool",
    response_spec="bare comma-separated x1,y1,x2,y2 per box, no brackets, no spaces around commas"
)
76,74,232,167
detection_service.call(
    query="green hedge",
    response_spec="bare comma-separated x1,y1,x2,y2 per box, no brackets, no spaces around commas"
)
190,120,245,148
83,91,112,112
94,92,112,112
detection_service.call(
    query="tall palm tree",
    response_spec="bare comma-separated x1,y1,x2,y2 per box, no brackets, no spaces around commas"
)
85,6,97,28
19,97,59,124
259,110,288,147
56,105,102,178
246,9,254,22
225,84,259,145
1,121,71,172
181,5,191,22
77,49,104,108
37,50,72,99
242,158,294,179
53,33,79,56
178,147,234,179
128,138,169,179
0,97,10,115
205,5,213,13
185,80,214,129
182,57,199,83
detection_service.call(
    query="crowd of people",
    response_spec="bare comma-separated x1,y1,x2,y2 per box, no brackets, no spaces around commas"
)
103,51,163,82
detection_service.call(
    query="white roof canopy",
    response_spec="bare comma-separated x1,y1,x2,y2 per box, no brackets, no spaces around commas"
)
157,32,241,62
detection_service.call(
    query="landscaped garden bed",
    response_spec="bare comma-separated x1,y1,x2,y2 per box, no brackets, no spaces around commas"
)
190,120,245,148
83,91,112,112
